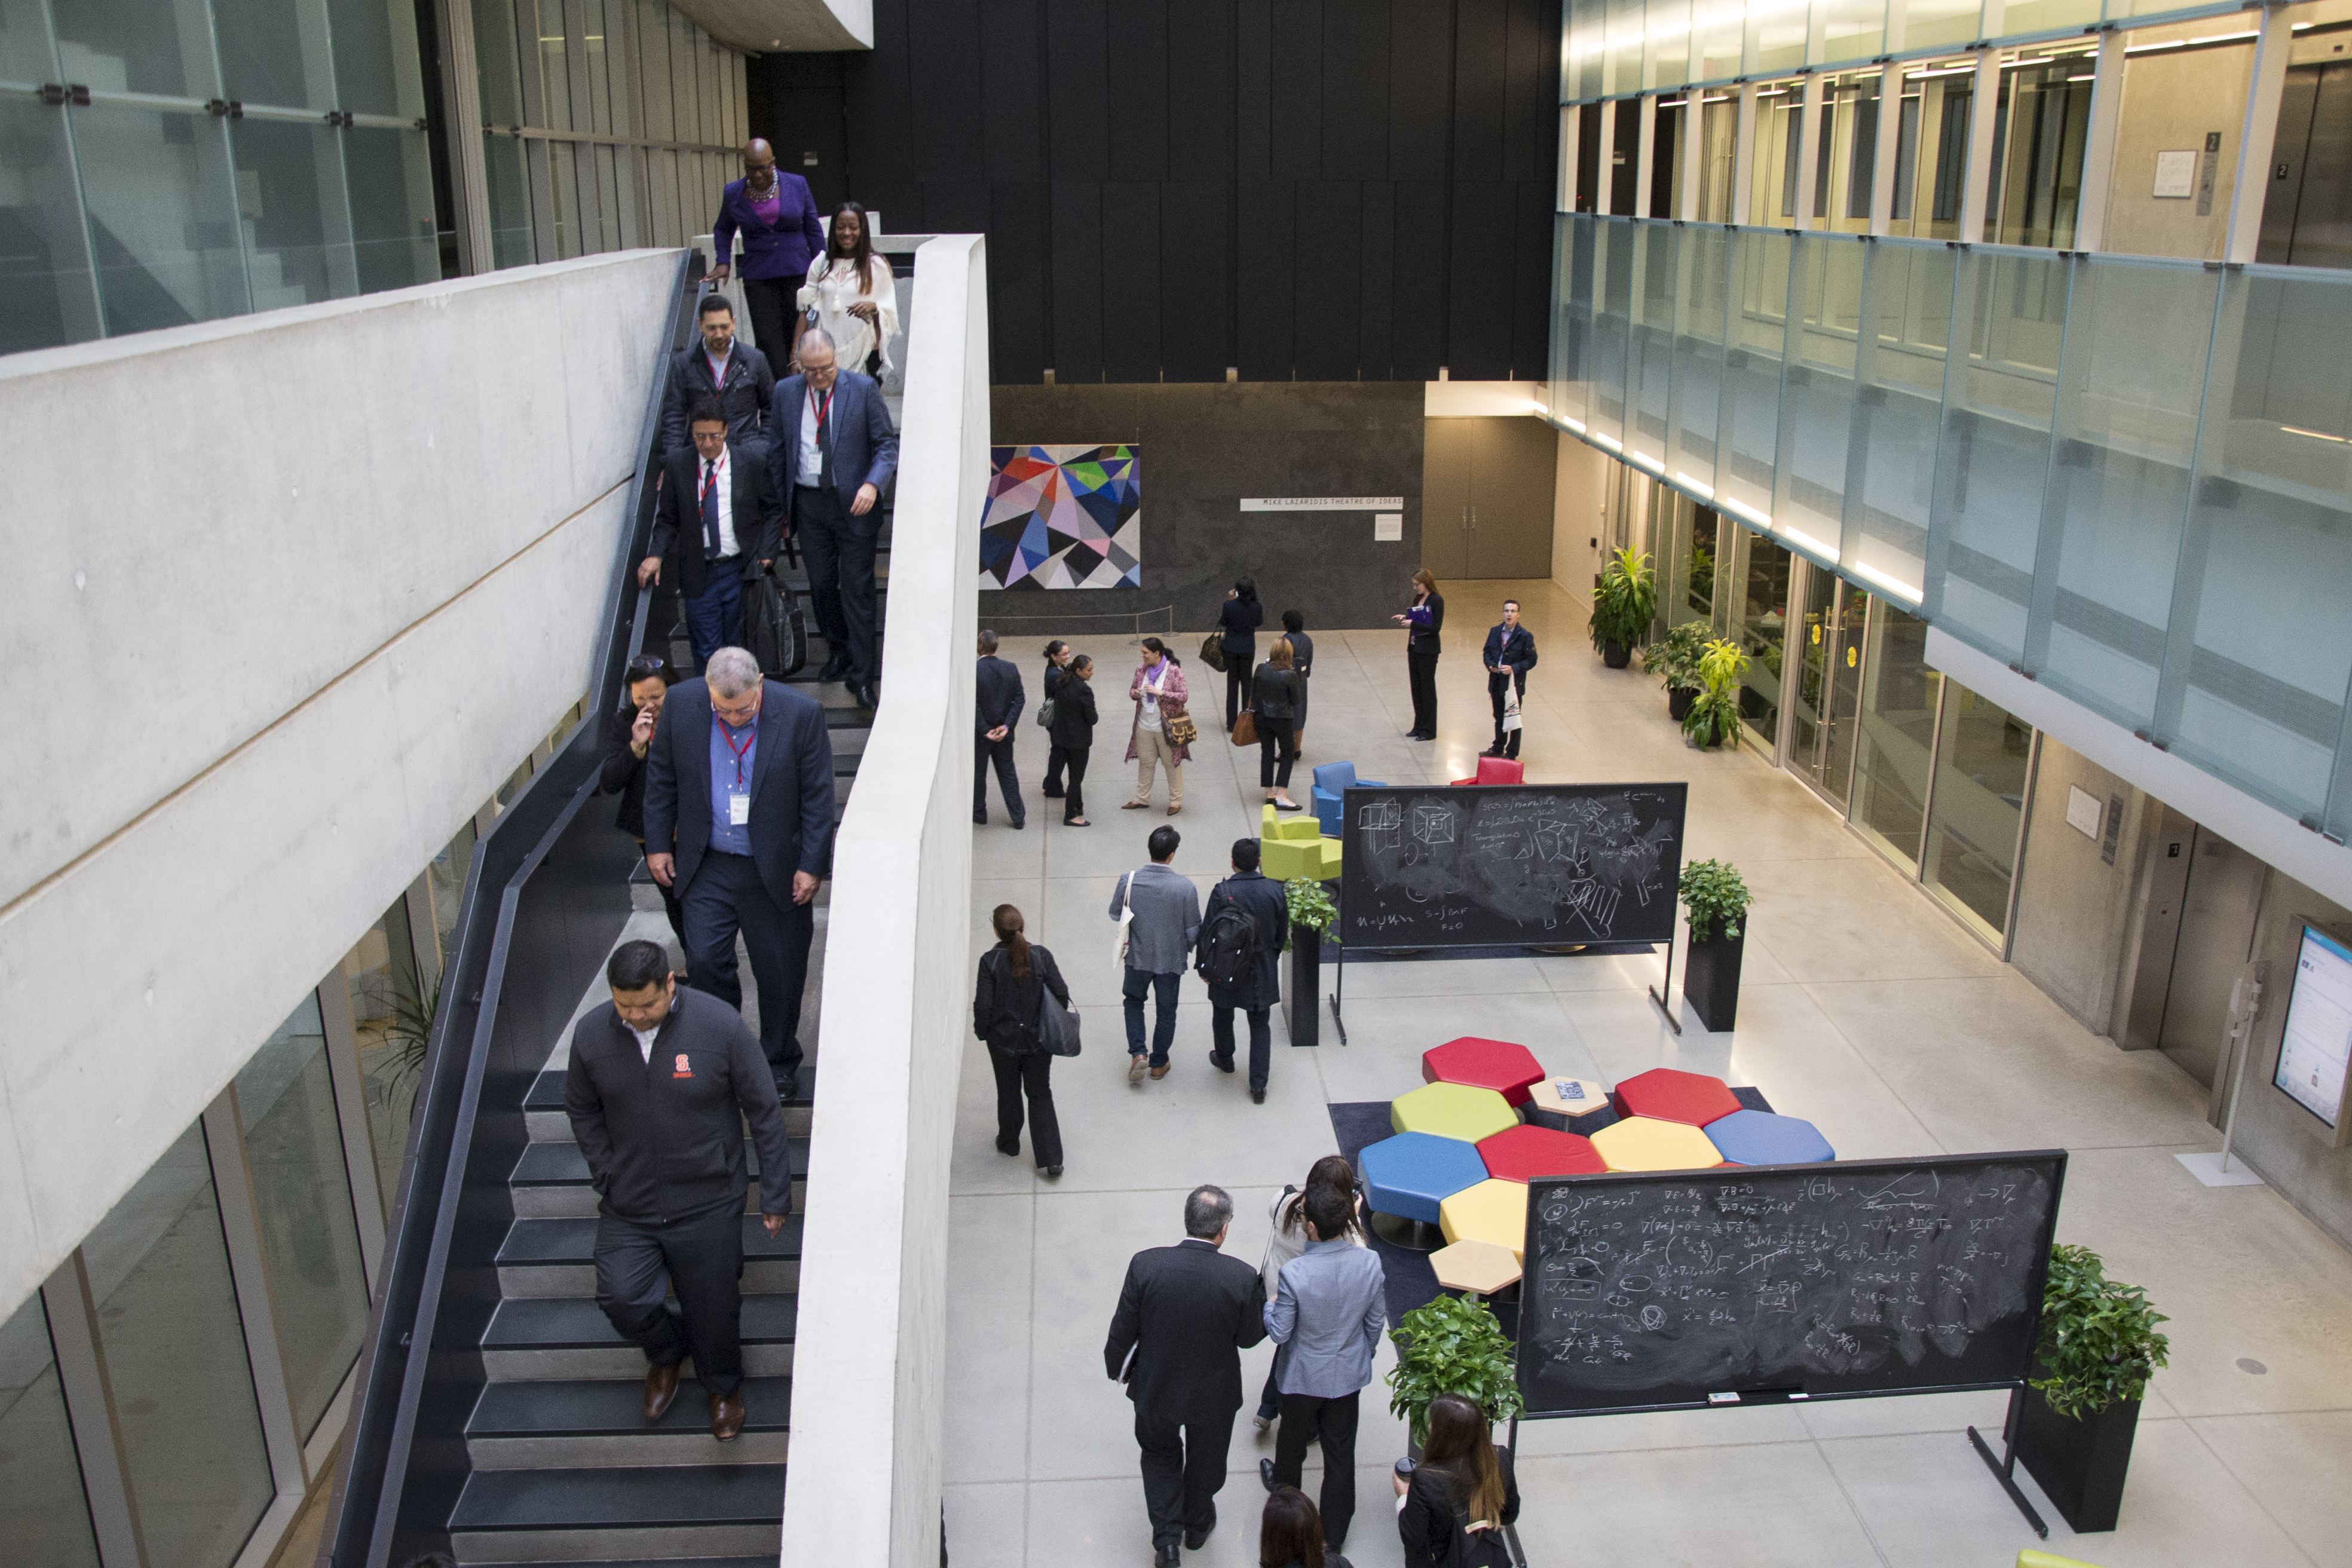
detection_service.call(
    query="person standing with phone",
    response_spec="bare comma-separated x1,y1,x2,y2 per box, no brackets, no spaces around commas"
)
601,656,685,949
1393,569,1444,740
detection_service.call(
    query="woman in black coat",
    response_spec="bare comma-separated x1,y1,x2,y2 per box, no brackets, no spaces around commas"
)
972,905,1067,1176
1252,639,1304,811
1040,639,1073,798
1395,1395,1520,1568
599,655,684,945
1046,653,1099,825
1219,575,1264,731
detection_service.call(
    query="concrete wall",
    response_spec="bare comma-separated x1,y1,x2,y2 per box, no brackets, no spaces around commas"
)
0,251,678,1318
781,234,987,1568
2103,32,2253,262
1554,428,1612,604
2010,738,2150,1036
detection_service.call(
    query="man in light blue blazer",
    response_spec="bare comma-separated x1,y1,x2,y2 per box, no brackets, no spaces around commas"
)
768,327,899,710
1258,1184,1387,1551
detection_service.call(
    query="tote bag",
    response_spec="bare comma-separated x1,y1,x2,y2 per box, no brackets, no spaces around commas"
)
1035,984,1083,1057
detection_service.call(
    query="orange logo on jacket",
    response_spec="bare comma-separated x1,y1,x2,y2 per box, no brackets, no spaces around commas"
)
673,1054,693,1079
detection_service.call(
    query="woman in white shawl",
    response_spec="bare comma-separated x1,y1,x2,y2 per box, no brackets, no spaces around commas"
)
798,201,898,376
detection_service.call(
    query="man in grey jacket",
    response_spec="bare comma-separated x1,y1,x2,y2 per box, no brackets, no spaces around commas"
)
1258,1185,1387,1549
1111,825,1201,1083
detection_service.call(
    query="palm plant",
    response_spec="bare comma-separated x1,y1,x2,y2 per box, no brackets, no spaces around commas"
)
1588,546,1656,664
1682,637,1750,748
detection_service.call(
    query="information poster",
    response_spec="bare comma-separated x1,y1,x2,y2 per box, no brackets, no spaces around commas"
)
2276,926,2352,1128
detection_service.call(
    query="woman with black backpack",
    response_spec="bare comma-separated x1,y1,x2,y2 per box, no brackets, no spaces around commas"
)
1198,838,1287,1104
972,904,1068,1177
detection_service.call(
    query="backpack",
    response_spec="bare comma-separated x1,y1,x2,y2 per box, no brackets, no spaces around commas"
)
1195,894,1259,991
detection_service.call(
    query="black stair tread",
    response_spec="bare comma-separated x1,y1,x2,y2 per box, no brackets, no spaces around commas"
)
463,1560,776,1568
451,1464,787,1529
469,1376,791,1437
498,1214,803,1266
484,1293,798,1349
526,1062,817,1112
511,1138,808,1187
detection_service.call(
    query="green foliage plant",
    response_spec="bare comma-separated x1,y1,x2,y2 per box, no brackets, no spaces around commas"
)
1681,636,1750,748
2031,1244,2170,1422
1642,620,1711,693
1679,859,1752,943
1588,546,1658,654
1284,876,1339,950
378,971,443,1118
1386,1294,1524,1447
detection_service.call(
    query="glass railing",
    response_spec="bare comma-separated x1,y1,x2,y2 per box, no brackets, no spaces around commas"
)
1550,212,2352,840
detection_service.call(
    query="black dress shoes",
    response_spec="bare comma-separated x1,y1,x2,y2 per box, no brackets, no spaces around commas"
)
1209,1051,1235,1073
776,1070,800,1102
1260,1457,1277,1492
1183,1517,1214,1550
853,681,880,711
818,653,850,682
1155,1546,1181,1567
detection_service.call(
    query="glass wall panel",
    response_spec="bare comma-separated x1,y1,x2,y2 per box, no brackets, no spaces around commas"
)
1777,234,1865,559
1845,240,1949,599
1664,497,1720,630
48,0,220,98
1667,224,1729,492
1891,62,1974,238
1718,228,1790,524
1628,224,1677,466
83,1122,274,1568
2000,0,2099,47
1732,531,1791,743
1990,57,2092,249
1922,680,2030,938
1756,4,1806,73
537,0,572,130
638,0,672,138
583,0,613,135
0,0,59,82
69,101,249,333
550,139,581,257
214,0,338,111
1606,0,1646,93
593,142,621,252
484,133,536,264
327,0,429,117
1823,0,1885,65
345,125,440,293
648,145,679,248
1748,81,1802,225
475,0,525,125
1851,601,1935,866
234,994,369,1440
0,96,102,353
1647,0,1692,89
1569,0,1605,100
0,1294,102,1568
1588,219,1636,445
345,893,425,1217
1902,0,1983,54
232,118,356,307
1698,7,1742,82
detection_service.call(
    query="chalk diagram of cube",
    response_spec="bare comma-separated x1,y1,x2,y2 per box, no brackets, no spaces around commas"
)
1358,798,1402,851
1411,803,1455,845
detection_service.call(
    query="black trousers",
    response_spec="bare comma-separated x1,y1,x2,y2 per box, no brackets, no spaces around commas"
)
797,483,880,687
593,1205,746,1398
1257,717,1296,788
1407,638,1441,735
741,275,798,365
974,733,1024,823
1135,1405,1236,1549
1043,741,1067,795
987,1044,1062,1168
1224,661,1254,731
636,838,688,949
1211,1003,1273,1093
1272,1389,1361,1548
1048,745,1089,820
681,850,813,1079
1488,672,1525,758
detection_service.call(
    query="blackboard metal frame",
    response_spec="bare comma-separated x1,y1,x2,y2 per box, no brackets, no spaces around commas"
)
1506,1152,2069,1538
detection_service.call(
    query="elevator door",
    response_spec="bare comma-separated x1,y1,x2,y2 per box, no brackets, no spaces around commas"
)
2126,809,2268,1089
2258,63,2352,269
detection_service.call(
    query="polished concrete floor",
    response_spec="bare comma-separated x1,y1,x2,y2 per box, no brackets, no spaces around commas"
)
944,579,2352,1568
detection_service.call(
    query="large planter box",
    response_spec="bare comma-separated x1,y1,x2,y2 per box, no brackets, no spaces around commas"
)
1281,922,1322,1049
2013,1382,2141,1533
1682,929,1745,1032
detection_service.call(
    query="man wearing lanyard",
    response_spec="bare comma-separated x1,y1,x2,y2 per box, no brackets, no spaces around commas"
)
656,293,774,456
642,400,781,672
642,647,836,1101
770,327,898,711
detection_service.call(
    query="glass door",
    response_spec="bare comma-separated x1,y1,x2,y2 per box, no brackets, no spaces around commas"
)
1790,565,1872,806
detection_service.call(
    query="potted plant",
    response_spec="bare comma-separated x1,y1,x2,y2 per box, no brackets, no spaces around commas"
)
1280,877,1337,1049
2013,1243,2170,1532
1681,637,1749,749
1679,859,1750,1032
1386,1294,1526,1449
1588,546,1656,670
1642,621,1711,722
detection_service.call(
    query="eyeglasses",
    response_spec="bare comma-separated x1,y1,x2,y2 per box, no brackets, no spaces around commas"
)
626,656,669,678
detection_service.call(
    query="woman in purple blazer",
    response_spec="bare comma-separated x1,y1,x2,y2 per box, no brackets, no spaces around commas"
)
709,139,826,370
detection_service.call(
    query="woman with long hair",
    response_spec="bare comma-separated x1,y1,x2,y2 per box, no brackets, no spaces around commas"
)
1260,1484,1350,1568
1253,637,1304,811
1220,574,1265,731
1392,568,1446,740
601,654,684,947
970,904,1067,1177
1123,636,1190,815
1047,654,1098,826
1254,1155,1369,1432
1395,1393,1520,1567
1040,639,1073,798
799,201,898,375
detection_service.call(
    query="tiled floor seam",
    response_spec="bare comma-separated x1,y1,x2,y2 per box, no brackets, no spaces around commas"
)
2178,1416,2325,1567
1811,1434,1900,1568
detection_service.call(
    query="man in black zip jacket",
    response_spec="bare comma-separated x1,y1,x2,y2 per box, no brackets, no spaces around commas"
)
1481,598,1539,761
566,939,794,1441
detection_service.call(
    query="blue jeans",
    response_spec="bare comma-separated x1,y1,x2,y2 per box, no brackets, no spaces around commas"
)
682,558,743,670
1123,968,1180,1064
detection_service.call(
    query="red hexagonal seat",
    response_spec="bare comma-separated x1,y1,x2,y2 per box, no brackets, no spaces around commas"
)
1610,1067,1741,1127
1475,1123,1606,1183
1420,1036,1546,1107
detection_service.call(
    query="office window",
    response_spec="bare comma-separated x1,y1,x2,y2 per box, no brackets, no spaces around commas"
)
327,0,431,118
213,0,339,111
1923,681,2032,939
232,118,353,308
347,895,428,1217
0,1294,102,1568
345,124,442,293
47,0,220,97
1733,534,1790,745
70,100,249,333
1851,602,1935,870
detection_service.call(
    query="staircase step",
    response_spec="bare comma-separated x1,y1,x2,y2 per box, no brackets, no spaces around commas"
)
461,1560,775,1568
483,1295,797,1380
449,1464,784,1562
509,1139,808,1218
467,1376,791,1468
526,1066,814,1141
497,1216,801,1298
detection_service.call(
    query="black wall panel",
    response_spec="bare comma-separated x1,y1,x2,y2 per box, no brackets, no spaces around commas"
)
1101,182,1162,381
1502,0,1551,183
1045,0,1109,181
1293,181,1361,381
1321,0,1391,182
1359,180,1396,378
751,56,849,215
1235,180,1296,382
839,0,917,220
1391,180,1446,379
1512,177,1554,381
1447,179,1511,379
988,179,1049,384
1236,0,1272,179
1166,1,1236,181
906,0,984,183
979,0,1047,180
1051,180,1104,382
1453,0,1507,181
1105,0,1170,182
1267,0,1322,179
1160,181,1232,382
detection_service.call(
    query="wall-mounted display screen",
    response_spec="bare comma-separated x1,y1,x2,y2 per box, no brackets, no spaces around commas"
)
2275,926,2352,1129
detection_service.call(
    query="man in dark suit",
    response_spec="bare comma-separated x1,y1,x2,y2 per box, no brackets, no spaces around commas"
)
640,399,781,672
657,294,774,455
642,647,836,1098
1198,838,1289,1103
1481,598,1539,760
768,327,898,709
1104,1185,1269,1567
973,629,1025,828
565,939,794,1441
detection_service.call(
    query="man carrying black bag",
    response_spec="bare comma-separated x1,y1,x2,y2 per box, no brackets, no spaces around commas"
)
971,902,1068,1177
639,399,780,674
739,564,806,679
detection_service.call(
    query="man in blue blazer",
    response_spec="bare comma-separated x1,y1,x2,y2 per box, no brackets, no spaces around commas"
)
768,327,899,710
642,647,837,1098
1481,598,1539,761
709,139,825,369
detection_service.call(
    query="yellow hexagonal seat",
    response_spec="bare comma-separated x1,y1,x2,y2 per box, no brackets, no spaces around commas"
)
1590,1114,1725,1173
1391,1082,1518,1144
1438,1178,1530,1261
1429,1238,1521,1297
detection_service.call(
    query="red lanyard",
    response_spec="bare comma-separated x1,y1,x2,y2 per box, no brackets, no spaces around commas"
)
706,348,729,385
700,448,726,505
808,384,835,433
721,716,755,786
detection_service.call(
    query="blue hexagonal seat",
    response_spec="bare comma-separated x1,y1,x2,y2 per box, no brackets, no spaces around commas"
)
1704,1108,1835,1166
1359,1131,1490,1225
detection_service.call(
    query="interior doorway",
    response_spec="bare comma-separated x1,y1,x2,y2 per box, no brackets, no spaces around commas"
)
1789,563,1870,808
1422,416,1559,580
2124,806,2270,1091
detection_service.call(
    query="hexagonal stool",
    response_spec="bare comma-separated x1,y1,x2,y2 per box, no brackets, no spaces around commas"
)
1359,1132,1489,1250
1591,1115,1725,1173
1612,1067,1742,1127
1524,1076,1613,1132
1705,1108,1835,1166
1476,1123,1607,1183
1439,1178,1531,1262
1390,1082,1518,1144
1430,1238,1521,1299
1421,1037,1546,1107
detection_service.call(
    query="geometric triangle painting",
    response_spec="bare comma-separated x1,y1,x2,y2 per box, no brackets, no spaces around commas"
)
978,443,1141,589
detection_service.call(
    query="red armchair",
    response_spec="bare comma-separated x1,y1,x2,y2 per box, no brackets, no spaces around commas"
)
1450,757,1525,786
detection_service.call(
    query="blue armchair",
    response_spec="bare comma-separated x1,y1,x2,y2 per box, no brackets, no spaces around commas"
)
1312,761,1387,838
